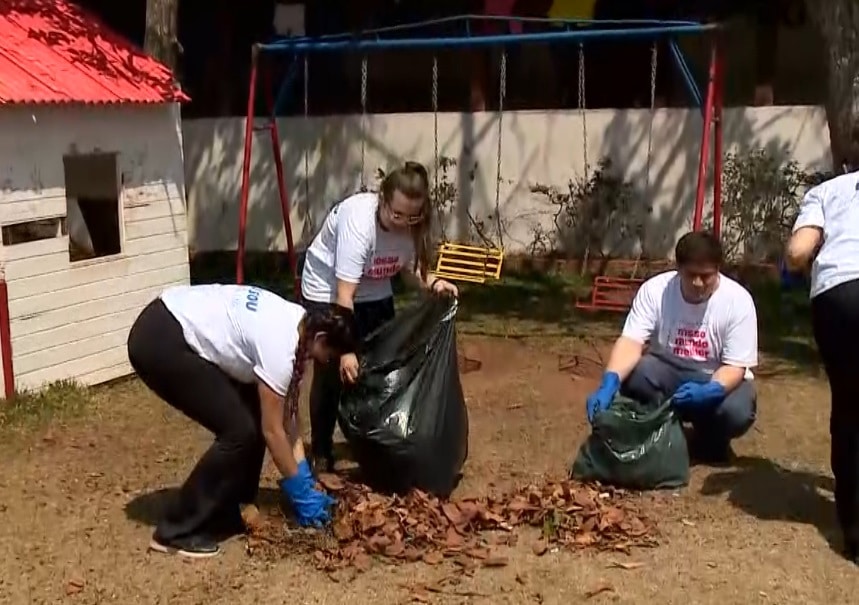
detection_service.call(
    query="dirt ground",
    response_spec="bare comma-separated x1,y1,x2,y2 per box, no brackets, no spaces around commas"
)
0,334,856,605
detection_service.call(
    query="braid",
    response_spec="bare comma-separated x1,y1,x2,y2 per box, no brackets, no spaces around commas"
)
284,304,355,427
286,317,311,424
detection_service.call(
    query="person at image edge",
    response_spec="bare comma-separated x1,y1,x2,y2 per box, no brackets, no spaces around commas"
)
784,126,859,564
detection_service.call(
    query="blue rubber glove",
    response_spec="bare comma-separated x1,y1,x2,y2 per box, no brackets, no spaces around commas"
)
279,471,336,527
779,260,804,291
298,459,315,483
586,372,621,423
671,381,726,409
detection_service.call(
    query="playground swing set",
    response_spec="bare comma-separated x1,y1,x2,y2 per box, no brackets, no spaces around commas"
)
234,15,723,311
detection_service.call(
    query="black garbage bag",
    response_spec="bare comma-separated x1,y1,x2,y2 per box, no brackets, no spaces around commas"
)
338,296,469,497
570,395,689,490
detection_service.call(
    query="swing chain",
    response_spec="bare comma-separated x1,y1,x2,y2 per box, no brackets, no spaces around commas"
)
645,42,657,194
494,50,506,208
633,42,659,279
303,55,310,204
577,43,589,179
432,56,439,201
360,55,368,191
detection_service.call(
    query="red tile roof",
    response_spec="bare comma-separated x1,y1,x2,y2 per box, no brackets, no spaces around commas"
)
0,0,189,105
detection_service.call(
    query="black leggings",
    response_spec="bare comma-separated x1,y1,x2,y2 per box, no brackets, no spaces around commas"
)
304,296,396,458
812,278,859,546
127,299,266,541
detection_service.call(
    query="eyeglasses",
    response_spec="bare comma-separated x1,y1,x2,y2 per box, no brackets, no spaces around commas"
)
386,204,424,225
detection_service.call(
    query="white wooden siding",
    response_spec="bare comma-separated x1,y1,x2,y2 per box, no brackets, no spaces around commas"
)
0,104,190,393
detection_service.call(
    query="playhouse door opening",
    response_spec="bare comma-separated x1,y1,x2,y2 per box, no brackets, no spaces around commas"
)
63,153,122,262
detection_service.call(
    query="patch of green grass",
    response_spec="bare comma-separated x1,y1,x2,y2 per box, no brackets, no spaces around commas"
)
0,380,93,432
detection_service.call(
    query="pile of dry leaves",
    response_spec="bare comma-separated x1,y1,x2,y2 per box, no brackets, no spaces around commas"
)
244,474,656,573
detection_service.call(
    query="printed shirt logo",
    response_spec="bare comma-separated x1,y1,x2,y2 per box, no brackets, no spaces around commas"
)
670,324,710,361
245,287,262,312
364,254,402,280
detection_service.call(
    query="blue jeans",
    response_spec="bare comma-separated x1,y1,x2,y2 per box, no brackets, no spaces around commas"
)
621,351,757,446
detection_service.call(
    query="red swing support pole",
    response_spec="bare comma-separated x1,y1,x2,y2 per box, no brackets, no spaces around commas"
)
693,36,724,235
237,45,300,297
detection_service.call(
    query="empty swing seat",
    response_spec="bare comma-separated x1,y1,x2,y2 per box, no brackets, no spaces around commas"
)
433,242,504,284
576,276,643,312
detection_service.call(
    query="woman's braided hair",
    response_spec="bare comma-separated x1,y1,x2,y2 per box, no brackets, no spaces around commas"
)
285,304,356,420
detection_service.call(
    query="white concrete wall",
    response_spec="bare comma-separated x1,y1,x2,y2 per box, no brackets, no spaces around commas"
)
183,106,832,258
0,104,190,392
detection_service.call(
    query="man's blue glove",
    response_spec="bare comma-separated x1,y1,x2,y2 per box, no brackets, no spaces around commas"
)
671,381,726,409
586,372,621,423
779,260,804,291
279,470,336,527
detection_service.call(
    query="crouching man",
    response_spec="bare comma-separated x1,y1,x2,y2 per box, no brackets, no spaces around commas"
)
585,231,759,463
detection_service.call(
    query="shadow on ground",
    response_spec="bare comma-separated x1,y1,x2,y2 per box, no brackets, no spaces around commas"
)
125,486,286,528
700,455,839,552
125,487,178,527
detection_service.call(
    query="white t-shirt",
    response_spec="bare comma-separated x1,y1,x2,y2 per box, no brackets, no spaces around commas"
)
792,171,859,299
160,284,304,397
621,271,759,378
301,192,416,304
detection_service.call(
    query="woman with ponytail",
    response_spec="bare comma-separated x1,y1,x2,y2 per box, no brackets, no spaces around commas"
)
127,284,356,558
301,161,459,472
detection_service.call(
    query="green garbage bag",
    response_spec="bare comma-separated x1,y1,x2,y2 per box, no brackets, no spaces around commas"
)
570,395,689,490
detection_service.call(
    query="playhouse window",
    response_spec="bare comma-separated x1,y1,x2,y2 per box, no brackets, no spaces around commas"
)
1,217,66,246
63,153,122,262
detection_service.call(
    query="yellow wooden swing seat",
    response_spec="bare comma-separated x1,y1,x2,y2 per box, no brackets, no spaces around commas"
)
433,242,504,284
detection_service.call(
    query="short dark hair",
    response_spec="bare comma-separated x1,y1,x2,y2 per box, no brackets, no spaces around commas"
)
675,231,723,266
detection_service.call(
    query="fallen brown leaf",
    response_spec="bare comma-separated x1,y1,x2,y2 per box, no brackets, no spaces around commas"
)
65,579,85,596
607,560,644,570
240,504,262,532
353,553,372,572
422,551,444,565
584,583,614,598
318,473,346,491
532,539,548,556
483,555,509,567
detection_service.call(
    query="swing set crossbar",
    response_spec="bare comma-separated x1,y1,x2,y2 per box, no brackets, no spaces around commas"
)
259,15,717,54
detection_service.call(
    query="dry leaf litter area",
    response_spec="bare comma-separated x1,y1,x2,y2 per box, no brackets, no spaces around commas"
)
244,474,658,573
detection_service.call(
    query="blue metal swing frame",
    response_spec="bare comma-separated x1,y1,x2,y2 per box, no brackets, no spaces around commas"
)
235,15,720,299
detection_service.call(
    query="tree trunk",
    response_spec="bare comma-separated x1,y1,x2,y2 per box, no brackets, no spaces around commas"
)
144,0,180,73
805,0,859,168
